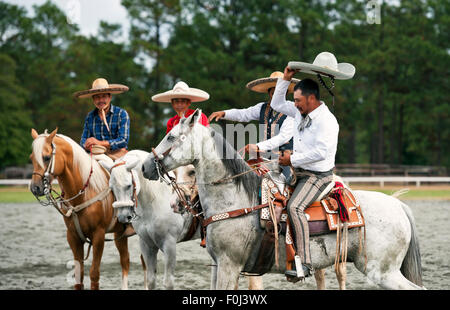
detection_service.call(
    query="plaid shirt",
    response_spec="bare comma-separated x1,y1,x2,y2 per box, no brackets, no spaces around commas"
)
80,104,130,151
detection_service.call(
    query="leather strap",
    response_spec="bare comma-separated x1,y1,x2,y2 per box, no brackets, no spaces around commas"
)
203,203,269,227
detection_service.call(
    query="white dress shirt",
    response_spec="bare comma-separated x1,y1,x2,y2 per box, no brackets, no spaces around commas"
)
224,102,294,151
270,78,339,172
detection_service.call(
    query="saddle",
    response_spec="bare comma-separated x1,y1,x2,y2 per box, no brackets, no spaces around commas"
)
242,159,365,276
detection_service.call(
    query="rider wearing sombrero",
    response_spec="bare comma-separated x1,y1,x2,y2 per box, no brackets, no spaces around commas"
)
152,81,210,133
74,78,130,160
208,71,298,180
272,52,355,281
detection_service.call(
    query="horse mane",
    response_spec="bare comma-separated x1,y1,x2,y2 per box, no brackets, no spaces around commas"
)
209,127,261,203
32,133,109,194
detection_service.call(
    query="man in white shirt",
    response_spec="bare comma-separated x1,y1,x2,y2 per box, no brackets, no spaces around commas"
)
271,66,339,280
208,71,298,179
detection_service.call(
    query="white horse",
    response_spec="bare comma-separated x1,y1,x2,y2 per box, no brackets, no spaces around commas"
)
100,150,263,290
141,109,425,290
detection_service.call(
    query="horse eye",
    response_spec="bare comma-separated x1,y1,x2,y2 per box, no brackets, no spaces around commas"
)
167,135,175,142
126,184,132,190
188,170,195,177
43,155,51,162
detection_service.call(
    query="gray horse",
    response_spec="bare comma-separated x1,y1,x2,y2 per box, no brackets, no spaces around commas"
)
100,150,263,289
141,109,425,290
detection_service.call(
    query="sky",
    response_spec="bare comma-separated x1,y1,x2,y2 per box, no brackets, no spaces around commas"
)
4,0,130,42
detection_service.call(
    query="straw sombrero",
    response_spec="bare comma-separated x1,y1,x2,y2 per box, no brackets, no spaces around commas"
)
152,81,209,103
287,52,355,80
73,78,129,98
246,71,300,93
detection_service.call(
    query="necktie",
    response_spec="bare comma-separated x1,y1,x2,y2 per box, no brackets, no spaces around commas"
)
298,115,311,132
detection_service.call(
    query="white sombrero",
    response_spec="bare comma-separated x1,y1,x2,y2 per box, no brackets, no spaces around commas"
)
246,71,300,93
73,78,129,98
152,81,210,103
288,52,355,80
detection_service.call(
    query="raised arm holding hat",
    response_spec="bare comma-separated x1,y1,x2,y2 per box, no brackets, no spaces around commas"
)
74,78,130,160
270,52,354,281
208,71,299,180
152,81,210,134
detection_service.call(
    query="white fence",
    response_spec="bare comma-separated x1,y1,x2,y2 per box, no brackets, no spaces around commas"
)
1,177,450,187
342,176,450,187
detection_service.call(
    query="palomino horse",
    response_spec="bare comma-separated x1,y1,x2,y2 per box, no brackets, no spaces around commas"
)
141,109,425,290
100,150,263,289
29,128,130,290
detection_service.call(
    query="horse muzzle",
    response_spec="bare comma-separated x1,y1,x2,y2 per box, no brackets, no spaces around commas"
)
142,156,159,181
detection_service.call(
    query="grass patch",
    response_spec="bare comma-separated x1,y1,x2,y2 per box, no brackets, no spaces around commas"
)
350,185,450,200
0,185,60,203
0,184,449,203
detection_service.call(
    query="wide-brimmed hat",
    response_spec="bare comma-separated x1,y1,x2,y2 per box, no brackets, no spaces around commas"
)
152,81,209,103
73,78,129,98
246,71,300,93
288,52,355,80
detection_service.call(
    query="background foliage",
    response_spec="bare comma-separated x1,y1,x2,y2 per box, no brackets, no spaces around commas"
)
0,0,448,170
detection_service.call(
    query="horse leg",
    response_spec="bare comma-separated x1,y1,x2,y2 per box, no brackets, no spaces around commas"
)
114,231,130,290
215,258,241,290
210,259,217,290
247,276,264,290
140,254,148,290
67,231,84,290
90,228,105,290
162,238,177,290
139,237,158,290
314,268,326,290
336,263,347,290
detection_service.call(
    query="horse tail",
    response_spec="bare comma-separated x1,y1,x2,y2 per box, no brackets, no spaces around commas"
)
391,188,410,198
399,202,424,287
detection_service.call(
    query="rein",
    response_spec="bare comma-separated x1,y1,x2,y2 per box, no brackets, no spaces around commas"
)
150,147,283,232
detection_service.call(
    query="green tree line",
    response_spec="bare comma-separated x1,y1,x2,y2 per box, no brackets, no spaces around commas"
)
0,0,448,170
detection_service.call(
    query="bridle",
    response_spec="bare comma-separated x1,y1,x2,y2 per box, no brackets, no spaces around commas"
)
32,142,94,209
151,147,203,218
110,161,139,219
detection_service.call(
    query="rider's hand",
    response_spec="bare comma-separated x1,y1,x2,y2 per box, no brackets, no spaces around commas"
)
283,66,299,81
244,144,260,157
208,111,225,122
278,150,292,166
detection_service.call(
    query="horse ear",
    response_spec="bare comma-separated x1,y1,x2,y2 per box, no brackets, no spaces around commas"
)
99,160,114,172
31,128,39,140
125,156,140,171
46,128,58,143
188,109,202,127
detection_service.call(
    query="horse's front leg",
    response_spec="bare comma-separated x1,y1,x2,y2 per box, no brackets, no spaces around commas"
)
162,238,177,290
216,257,241,290
67,230,84,290
139,237,158,290
90,228,105,290
114,229,130,290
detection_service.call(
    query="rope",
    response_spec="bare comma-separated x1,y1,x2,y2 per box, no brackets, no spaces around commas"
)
268,194,279,268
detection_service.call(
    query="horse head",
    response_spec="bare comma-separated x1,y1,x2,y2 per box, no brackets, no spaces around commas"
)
100,155,141,224
170,165,197,213
142,109,205,181
30,128,62,196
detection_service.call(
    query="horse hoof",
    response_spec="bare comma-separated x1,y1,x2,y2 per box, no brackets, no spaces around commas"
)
74,284,84,290
91,282,99,290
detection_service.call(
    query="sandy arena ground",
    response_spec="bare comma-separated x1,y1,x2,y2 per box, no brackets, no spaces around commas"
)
0,199,449,290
